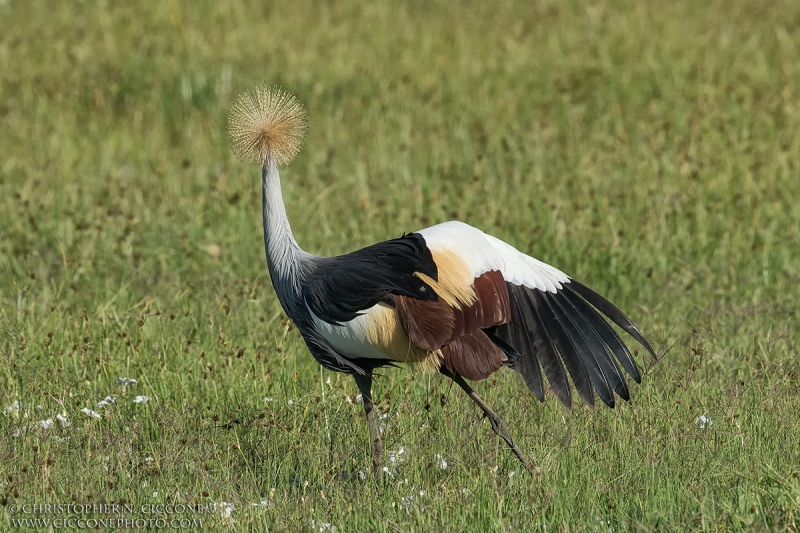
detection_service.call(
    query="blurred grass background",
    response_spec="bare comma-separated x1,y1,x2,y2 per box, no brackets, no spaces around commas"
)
1,0,799,530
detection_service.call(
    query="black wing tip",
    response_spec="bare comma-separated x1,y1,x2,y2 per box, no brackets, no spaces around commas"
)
565,279,655,367
500,281,653,409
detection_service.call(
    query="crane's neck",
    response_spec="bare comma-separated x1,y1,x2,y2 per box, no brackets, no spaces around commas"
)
261,159,312,312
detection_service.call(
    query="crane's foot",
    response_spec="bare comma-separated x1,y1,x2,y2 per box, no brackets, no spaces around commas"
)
442,369,535,473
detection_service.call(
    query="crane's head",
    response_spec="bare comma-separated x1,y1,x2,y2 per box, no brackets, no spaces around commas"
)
227,86,307,167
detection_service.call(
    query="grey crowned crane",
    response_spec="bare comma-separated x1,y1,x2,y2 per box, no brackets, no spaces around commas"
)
227,86,656,479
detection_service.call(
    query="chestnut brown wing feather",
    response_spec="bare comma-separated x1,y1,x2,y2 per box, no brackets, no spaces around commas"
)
394,270,511,380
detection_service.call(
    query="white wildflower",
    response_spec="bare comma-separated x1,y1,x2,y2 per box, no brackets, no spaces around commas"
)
3,400,20,415
287,399,294,406
134,395,150,404
387,447,408,465
56,413,70,427
81,407,102,419
39,418,54,429
219,502,235,519
508,471,516,479
152,491,158,498
400,490,426,510
264,397,274,403
116,377,138,386
355,394,362,403
251,497,271,507
382,466,395,479
435,454,448,470
695,415,713,429
358,470,367,481
400,495,416,509
97,396,116,408
310,519,338,532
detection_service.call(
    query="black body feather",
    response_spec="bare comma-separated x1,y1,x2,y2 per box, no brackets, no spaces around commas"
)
303,233,439,325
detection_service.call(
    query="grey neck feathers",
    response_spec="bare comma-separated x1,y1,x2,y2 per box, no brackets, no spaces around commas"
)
261,159,314,312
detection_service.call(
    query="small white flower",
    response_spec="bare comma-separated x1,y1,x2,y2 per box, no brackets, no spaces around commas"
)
116,377,138,386
39,418,54,429
400,495,416,509
695,415,713,429
97,396,116,408
355,394,362,403
287,399,294,406
387,447,408,465
310,519,337,532
326,376,332,386
134,395,149,404
358,470,367,480
81,408,102,419
264,397,274,403
434,454,448,470
12,426,29,437
400,490,425,510
219,502,235,519
3,400,21,415
56,413,70,427
382,466,395,479
251,497,270,507
144,456,155,463
508,471,516,479
152,491,158,498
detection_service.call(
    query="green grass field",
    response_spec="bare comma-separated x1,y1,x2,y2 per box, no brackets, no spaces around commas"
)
2,0,800,530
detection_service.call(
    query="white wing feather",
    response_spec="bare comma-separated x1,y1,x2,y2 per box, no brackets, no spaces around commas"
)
417,221,569,292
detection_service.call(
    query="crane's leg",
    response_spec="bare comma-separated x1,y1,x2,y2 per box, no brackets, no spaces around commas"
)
440,368,532,472
353,372,383,481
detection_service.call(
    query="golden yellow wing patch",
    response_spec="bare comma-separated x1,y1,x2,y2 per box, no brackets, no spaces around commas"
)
364,303,443,373
414,248,476,309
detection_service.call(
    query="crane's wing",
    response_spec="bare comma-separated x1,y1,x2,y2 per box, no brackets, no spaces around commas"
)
303,221,655,409
407,221,656,409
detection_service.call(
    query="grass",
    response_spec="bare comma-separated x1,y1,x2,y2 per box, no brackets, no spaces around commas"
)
1,0,799,530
